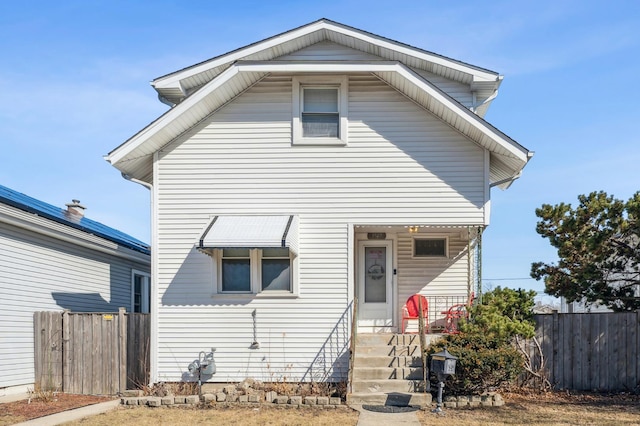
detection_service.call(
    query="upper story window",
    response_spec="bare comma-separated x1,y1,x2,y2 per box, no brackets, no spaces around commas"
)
302,88,339,138
292,76,348,145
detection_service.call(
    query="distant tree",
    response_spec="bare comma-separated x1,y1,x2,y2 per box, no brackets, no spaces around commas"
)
531,191,640,311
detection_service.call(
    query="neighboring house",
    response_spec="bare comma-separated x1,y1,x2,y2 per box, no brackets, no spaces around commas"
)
561,299,612,313
0,185,150,396
106,19,532,385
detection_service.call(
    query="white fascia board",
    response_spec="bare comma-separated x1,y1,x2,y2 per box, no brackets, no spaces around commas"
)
107,65,245,166
110,60,528,169
153,20,499,91
152,21,328,90
389,64,530,163
322,22,499,82
236,60,401,72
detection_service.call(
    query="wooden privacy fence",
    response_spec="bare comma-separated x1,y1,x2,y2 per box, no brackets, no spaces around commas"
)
34,309,150,395
530,312,640,392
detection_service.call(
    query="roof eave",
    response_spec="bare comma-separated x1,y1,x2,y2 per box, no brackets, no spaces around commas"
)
151,19,500,97
110,61,530,185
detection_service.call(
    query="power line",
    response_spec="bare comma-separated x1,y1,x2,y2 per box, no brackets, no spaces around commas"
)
482,277,535,281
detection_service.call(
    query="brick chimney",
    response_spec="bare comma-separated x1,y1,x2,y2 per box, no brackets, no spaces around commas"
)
65,199,86,217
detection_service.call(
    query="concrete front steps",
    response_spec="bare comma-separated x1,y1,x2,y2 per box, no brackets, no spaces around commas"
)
347,333,439,407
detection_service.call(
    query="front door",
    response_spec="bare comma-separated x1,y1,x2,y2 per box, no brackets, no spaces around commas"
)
357,240,394,331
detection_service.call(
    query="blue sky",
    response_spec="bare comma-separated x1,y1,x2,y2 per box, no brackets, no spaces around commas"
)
1,1,639,297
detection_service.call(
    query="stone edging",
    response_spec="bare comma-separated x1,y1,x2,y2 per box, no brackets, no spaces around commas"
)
443,394,504,408
120,390,344,408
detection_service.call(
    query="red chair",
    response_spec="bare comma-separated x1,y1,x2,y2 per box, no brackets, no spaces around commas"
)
441,292,474,334
401,294,428,334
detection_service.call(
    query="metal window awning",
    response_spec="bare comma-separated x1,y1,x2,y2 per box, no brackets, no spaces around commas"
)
199,215,298,255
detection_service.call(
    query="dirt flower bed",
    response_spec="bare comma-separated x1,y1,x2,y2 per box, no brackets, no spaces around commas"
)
0,393,112,425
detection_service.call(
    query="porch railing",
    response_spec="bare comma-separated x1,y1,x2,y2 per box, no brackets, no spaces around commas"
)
422,295,471,333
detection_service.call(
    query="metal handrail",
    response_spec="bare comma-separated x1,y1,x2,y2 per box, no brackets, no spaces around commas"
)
348,296,358,395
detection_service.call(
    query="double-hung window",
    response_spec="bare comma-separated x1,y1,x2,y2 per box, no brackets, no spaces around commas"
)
301,88,339,138
292,76,348,145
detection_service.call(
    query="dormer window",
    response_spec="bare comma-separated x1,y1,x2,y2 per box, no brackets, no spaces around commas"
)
293,76,348,145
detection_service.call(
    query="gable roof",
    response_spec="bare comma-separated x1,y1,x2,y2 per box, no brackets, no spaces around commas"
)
151,18,501,106
106,19,532,188
0,184,150,255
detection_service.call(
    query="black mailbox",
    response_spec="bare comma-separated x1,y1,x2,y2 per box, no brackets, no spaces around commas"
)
430,347,457,377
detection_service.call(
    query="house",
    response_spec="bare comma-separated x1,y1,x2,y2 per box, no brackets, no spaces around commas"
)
106,19,532,387
0,185,150,396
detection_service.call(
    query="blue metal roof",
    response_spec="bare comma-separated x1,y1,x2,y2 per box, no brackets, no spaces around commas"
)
0,184,150,256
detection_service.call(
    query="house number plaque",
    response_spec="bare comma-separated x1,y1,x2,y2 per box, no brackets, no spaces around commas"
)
367,233,386,240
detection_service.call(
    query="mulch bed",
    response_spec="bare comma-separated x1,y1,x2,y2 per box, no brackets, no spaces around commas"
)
0,393,113,423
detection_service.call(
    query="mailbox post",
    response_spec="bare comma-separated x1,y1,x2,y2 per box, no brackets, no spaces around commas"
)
430,347,458,414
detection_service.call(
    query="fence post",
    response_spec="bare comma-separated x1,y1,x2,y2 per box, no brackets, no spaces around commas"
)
552,311,559,388
118,307,127,393
62,310,70,393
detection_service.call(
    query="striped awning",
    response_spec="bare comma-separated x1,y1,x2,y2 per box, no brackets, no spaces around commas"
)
199,215,298,255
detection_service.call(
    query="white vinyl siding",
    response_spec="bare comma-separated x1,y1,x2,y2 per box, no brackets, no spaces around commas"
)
0,218,149,390
397,231,473,315
278,42,475,110
154,74,485,382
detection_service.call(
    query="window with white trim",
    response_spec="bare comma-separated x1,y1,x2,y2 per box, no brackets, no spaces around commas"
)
413,237,448,258
292,76,348,145
131,270,150,313
216,248,294,294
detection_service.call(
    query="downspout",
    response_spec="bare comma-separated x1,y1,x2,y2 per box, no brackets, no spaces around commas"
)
477,226,483,303
122,172,157,386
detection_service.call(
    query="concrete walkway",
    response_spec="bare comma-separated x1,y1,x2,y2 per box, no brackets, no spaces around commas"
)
12,399,121,426
352,404,422,426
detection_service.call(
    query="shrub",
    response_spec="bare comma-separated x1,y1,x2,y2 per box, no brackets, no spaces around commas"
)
427,287,536,395
428,331,524,395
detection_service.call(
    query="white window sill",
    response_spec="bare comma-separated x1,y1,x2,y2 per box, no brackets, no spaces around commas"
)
293,138,347,146
211,292,299,300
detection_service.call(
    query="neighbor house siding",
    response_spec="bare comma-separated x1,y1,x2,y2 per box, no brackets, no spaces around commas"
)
154,74,486,382
0,214,148,391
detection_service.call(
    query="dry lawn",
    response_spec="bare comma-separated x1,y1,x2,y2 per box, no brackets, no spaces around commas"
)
66,393,640,426
65,404,359,426
3,392,639,425
418,392,640,425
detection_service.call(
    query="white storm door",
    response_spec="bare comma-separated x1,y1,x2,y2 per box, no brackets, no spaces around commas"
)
357,240,394,329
